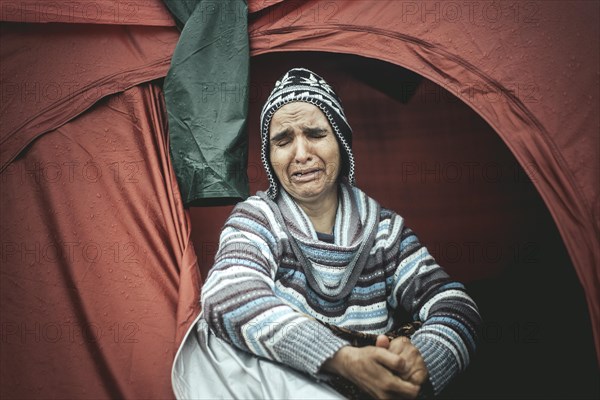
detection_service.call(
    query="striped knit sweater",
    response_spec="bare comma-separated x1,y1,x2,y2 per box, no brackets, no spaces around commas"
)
202,184,481,395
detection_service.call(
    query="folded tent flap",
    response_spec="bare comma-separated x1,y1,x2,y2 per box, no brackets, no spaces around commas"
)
0,81,201,399
0,22,179,172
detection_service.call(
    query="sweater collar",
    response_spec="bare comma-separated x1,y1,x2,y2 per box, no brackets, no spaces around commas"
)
277,183,364,248
259,183,380,300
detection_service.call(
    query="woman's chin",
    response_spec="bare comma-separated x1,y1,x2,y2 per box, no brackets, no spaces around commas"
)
286,184,336,204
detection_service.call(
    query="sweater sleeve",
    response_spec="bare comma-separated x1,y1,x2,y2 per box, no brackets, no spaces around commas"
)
388,221,481,395
201,199,349,376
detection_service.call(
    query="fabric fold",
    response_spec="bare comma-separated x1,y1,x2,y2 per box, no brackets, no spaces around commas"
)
259,185,380,301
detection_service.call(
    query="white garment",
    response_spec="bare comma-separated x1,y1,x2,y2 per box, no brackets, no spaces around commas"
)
171,317,344,400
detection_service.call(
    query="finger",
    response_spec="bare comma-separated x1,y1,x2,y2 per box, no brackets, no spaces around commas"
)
406,366,428,385
388,336,410,354
388,338,424,370
378,374,421,399
375,348,408,375
362,356,421,400
397,350,428,384
375,334,390,348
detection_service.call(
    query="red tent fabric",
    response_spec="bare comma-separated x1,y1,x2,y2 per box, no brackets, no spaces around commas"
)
0,22,178,171
1,0,598,398
1,82,200,398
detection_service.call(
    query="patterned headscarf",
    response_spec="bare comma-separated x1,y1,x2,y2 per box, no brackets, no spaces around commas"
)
260,68,355,198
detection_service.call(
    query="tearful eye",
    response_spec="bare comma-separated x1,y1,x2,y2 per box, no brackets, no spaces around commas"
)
275,140,290,147
271,137,290,147
307,130,328,139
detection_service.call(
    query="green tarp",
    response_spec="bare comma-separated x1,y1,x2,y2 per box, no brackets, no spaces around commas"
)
163,0,249,206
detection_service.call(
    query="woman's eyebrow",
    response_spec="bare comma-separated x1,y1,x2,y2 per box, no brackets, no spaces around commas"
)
270,128,293,142
303,127,328,135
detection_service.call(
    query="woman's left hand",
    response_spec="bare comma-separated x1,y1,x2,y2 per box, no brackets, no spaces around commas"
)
376,335,428,385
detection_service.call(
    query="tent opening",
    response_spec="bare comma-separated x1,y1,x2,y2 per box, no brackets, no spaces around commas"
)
190,51,598,398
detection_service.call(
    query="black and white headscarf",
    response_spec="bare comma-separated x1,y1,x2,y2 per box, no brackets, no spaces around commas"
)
260,68,355,199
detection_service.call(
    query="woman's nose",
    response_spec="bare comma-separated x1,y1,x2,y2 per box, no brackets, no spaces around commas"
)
294,137,312,164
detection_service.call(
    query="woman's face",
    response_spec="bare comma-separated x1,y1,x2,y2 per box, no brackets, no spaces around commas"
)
269,102,341,205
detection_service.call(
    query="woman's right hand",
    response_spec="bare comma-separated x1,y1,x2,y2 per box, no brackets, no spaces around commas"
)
322,344,421,399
